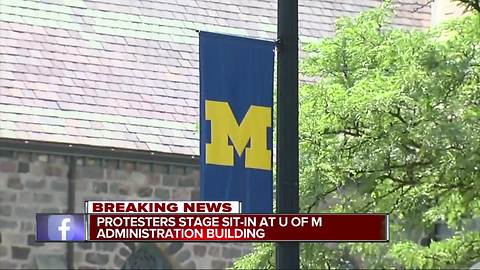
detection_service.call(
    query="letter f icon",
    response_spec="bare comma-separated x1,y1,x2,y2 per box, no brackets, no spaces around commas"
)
58,218,71,240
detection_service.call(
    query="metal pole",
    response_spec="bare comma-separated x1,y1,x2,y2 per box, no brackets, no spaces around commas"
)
66,156,77,269
276,0,299,269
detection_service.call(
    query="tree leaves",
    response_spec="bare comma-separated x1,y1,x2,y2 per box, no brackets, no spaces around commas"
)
235,5,480,269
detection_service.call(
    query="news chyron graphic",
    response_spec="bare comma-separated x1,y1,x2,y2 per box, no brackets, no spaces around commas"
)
34,201,388,242
36,214,86,241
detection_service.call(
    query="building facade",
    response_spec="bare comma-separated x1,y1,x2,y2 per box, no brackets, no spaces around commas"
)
0,0,432,268
0,146,252,268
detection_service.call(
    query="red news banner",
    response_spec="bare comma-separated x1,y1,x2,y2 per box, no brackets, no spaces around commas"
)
88,214,388,242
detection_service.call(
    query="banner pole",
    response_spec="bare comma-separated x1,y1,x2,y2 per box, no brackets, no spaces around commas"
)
276,0,299,269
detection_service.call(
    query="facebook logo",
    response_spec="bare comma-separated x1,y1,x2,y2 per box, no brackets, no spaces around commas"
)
55,217,71,240
36,214,85,241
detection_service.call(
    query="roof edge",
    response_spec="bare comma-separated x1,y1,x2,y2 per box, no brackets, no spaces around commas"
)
0,138,199,167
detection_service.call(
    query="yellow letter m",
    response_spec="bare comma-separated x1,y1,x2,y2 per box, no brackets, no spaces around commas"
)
205,100,271,170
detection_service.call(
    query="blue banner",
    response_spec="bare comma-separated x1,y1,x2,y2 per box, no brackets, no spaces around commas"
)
200,32,275,213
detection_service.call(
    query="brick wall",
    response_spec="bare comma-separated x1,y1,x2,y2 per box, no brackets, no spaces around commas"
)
0,149,252,269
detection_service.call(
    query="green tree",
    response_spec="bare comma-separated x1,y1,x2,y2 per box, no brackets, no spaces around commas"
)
235,4,479,269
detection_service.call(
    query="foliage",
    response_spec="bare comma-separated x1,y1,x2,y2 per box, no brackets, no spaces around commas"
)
235,3,480,269
454,0,480,13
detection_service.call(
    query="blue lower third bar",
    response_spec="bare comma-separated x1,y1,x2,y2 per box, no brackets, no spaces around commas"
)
36,214,86,242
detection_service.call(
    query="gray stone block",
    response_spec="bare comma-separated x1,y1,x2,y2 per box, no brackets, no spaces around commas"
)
55,195,68,205
0,191,16,202
114,254,125,268
85,252,109,265
107,170,128,181
162,175,178,186
79,167,103,179
35,254,66,269
172,189,190,200
147,174,161,185
7,176,23,189
121,161,135,171
0,150,14,158
171,165,186,175
74,250,84,264
131,172,147,184
11,246,30,260
119,247,131,257
21,262,34,268
48,155,66,165
165,242,183,255
29,163,45,176
18,191,34,201
96,242,117,252
105,159,118,169
25,178,47,189
184,260,196,269
109,182,119,194
185,166,199,175
110,183,130,195
137,187,153,197
27,234,43,247
0,205,12,216
17,162,29,173
0,260,16,269
118,186,129,195
123,242,135,252
0,161,16,173
0,245,7,257
178,177,195,187
17,153,31,162
75,180,88,192
176,249,191,263
222,246,242,259
85,158,100,167
211,259,226,269
33,193,54,203
20,221,33,232
45,164,64,177
208,246,220,257
153,164,169,173
3,233,25,244
92,182,108,193
154,188,170,199
191,189,200,200
0,218,18,230
50,180,68,192
193,245,207,257
77,242,92,250
136,163,153,174
76,157,85,166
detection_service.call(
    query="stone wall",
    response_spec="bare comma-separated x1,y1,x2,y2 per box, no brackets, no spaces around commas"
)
431,0,468,25
0,149,252,269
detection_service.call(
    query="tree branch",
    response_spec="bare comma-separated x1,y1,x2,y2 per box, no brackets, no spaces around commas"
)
304,186,339,213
